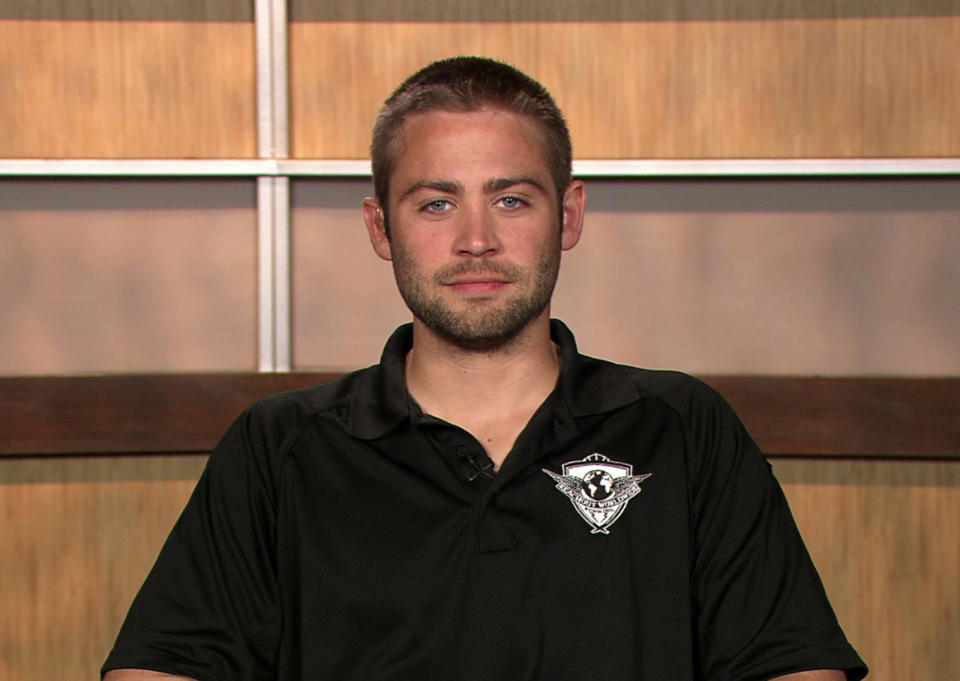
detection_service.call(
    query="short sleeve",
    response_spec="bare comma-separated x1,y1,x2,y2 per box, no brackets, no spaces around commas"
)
102,409,283,681
683,386,867,681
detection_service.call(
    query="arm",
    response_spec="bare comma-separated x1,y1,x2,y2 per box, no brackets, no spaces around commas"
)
674,379,866,680
103,671,198,681
102,408,283,680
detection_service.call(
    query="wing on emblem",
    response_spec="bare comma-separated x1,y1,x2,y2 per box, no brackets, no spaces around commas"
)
542,469,583,501
610,473,653,499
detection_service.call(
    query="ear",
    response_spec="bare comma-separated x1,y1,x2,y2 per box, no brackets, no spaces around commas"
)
559,180,586,251
362,197,393,261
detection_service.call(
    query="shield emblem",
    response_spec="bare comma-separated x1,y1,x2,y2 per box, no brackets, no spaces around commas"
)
544,453,651,534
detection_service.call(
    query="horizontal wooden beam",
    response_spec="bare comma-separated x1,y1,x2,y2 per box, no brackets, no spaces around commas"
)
701,376,959,458
3,3,955,21
0,374,338,457
1,374,957,458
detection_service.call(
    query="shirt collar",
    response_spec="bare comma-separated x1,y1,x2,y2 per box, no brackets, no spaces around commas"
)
346,320,643,440
347,323,414,439
552,319,644,418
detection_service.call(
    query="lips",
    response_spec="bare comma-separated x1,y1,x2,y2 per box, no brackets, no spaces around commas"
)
445,278,510,295
446,275,510,286
438,263,520,286
435,263,522,296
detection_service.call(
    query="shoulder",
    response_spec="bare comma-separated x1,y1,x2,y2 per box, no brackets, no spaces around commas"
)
564,347,744,438
234,366,379,448
607,360,737,424
594,360,761,482
246,368,370,426
208,367,376,473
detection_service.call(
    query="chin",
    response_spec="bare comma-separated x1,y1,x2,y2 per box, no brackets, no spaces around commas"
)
419,302,550,351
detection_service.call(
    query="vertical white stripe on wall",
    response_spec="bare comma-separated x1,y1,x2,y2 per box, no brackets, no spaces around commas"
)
255,0,291,371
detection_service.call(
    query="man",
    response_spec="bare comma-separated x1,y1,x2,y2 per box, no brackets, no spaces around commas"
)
103,57,867,681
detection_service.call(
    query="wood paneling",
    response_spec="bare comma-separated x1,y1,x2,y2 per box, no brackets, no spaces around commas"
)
289,0,960,22
1,374,957,458
290,17,960,159
0,374,338,456
2,5,958,679
0,454,207,681
0,180,258,375
777,458,960,681
0,19,256,158
3,2,955,159
706,377,960,457
290,178,410,370
1,0,252,21
553,178,960,377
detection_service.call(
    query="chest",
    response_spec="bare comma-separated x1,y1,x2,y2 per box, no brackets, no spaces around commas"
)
271,411,695,680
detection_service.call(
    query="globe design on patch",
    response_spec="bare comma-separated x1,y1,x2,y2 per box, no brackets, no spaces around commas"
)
581,470,614,500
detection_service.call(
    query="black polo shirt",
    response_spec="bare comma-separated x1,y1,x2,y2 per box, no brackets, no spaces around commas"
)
103,321,866,681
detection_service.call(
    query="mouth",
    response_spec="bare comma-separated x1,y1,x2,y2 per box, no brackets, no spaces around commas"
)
444,277,510,295
437,264,520,296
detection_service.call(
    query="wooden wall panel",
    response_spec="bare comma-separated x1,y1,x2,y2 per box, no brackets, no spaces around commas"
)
291,179,410,368
776,459,960,681
0,0,252,21
0,454,207,681
553,178,960,376
0,19,256,158
286,1,960,22
289,16,960,159
0,180,258,375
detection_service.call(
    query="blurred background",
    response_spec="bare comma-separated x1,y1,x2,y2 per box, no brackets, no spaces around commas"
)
1,1,958,679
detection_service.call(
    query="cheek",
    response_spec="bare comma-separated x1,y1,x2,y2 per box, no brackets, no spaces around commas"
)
515,225,562,259
396,224,455,261
390,235,442,278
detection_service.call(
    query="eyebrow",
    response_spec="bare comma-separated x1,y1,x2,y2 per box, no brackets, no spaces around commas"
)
482,176,549,195
397,180,464,202
398,176,549,203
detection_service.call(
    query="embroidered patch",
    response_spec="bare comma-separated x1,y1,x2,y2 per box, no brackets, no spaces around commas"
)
543,453,652,534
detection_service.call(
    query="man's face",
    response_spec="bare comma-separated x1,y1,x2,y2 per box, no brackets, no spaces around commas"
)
364,107,583,348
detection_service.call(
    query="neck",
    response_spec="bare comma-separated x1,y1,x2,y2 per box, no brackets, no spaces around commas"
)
404,313,561,468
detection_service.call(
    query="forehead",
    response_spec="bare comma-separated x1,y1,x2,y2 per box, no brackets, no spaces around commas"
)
388,108,553,196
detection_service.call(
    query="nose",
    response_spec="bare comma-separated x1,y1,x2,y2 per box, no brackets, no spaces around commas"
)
452,205,502,257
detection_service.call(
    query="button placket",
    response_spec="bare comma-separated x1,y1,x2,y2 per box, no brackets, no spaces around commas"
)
454,444,494,482
474,488,517,553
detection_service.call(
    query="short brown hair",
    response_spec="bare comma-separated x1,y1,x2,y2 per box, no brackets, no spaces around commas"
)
370,56,572,220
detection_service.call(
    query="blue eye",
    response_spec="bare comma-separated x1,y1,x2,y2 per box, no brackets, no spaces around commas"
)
423,199,451,212
499,196,525,209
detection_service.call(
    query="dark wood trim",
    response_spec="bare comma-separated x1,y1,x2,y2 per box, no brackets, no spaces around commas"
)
0,374,339,457
701,376,959,458
1,374,957,458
